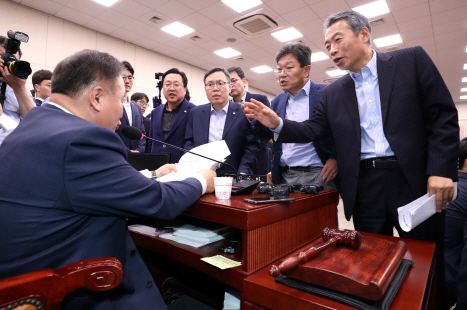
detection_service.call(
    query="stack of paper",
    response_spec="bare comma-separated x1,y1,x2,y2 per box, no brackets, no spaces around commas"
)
398,182,458,232
201,255,242,270
157,140,230,183
159,223,230,248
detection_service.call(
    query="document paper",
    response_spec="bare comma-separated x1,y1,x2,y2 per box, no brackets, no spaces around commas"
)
157,140,230,183
398,182,458,232
201,255,242,270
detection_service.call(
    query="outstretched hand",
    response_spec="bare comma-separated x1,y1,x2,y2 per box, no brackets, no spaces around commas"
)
241,98,281,129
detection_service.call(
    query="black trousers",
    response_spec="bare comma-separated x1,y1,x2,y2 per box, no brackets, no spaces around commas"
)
353,167,448,309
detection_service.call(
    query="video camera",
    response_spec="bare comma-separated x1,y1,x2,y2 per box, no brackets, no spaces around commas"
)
256,183,324,198
153,72,164,108
1,30,32,79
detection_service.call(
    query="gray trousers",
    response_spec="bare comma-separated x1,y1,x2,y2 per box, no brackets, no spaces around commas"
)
280,166,336,189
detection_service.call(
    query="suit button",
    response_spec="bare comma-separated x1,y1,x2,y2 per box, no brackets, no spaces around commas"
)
146,281,153,288
130,249,137,257
163,145,166,148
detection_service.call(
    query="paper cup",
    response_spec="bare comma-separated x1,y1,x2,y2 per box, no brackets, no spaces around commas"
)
214,177,233,200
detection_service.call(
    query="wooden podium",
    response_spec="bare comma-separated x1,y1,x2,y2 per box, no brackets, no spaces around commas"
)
130,189,339,291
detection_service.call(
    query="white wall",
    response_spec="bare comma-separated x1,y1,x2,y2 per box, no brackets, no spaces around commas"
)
0,0,275,114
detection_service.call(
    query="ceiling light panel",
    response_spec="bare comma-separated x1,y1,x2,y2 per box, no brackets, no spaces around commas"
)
271,27,303,42
214,48,241,58
222,0,262,13
310,52,329,62
92,0,119,7
161,22,195,38
326,69,347,77
352,0,390,19
373,34,403,48
251,65,273,73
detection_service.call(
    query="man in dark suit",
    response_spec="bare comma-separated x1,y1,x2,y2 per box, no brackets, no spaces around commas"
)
31,69,52,106
132,92,150,133
244,11,458,307
185,67,259,176
0,49,215,310
115,61,146,152
149,68,195,163
228,66,272,175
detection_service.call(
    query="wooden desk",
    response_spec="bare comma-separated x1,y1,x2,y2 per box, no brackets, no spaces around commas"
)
130,189,339,291
242,233,436,310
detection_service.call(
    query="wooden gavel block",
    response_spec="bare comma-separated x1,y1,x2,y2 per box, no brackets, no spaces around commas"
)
270,227,362,277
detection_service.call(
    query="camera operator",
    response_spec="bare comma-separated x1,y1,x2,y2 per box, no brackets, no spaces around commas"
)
0,36,35,145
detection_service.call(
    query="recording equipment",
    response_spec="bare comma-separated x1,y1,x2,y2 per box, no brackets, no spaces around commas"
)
153,72,164,108
0,30,31,79
121,126,260,195
300,184,324,194
256,182,324,197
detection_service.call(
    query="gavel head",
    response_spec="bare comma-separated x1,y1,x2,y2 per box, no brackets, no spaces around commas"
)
322,227,362,249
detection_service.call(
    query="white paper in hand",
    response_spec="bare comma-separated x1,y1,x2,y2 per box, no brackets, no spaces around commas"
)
157,140,230,183
398,182,458,232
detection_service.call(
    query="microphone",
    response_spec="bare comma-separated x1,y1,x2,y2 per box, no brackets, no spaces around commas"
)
122,126,260,195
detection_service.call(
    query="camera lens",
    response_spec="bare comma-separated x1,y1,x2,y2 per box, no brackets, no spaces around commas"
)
9,60,32,79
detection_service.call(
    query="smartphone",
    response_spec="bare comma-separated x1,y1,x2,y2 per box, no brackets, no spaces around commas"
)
244,197,295,204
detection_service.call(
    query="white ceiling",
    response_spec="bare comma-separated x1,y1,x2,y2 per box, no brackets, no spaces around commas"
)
10,0,467,102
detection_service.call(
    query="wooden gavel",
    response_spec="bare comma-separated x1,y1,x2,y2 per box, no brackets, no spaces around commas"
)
270,227,362,277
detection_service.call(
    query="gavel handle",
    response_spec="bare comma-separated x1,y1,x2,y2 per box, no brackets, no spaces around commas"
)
270,237,340,277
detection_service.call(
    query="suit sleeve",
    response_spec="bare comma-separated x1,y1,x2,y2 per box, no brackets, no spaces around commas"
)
238,122,260,174
64,127,202,220
184,110,194,150
415,46,459,179
277,94,332,144
135,107,146,153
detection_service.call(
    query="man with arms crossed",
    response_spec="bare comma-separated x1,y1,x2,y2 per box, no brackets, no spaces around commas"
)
0,49,215,310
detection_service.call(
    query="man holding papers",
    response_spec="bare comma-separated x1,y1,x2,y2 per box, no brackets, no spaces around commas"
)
185,67,259,176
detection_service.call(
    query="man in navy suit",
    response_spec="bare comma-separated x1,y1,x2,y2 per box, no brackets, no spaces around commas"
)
31,69,52,106
228,66,272,175
0,50,215,310
149,68,195,163
115,61,146,152
185,67,259,176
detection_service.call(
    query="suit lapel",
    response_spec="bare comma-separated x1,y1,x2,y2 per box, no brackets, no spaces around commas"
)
200,104,210,144
276,93,288,118
341,76,361,141
122,107,129,125
222,101,238,139
166,100,189,140
376,52,395,125
153,105,164,140
308,81,321,117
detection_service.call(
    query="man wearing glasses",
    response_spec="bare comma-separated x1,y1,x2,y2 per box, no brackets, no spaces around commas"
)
148,68,195,163
228,66,272,175
115,61,146,153
131,92,150,135
250,42,337,188
185,67,259,175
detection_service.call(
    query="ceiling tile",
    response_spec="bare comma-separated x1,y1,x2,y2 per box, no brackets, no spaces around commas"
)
400,28,434,42
397,15,432,33
197,24,232,40
196,39,226,51
65,0,107,17
182,12,215,30
55,6,93,25
294,19,325,36
233,41,262,53
434,29,466,44
392,3,430,24
122,20,150,35
429,0,467,14
151,44,180,57
183,46,211,57
131,36,159,50
84,18,119,34
166,39,196,51
133,0,169,10
404,37,435,48
386,0,427,11
308,0,350,18
20,0,63,15
282,6,319,25
433,19,467,36
50,0,71,5
110,28,142,43
198,2,239,23
155,0,195,20
138,10,172,28
431,6,467,25
144,28,177,44
266,0,308,15
371,24,401,39
175,0,218,11
112,0,150,19
96,9,134,27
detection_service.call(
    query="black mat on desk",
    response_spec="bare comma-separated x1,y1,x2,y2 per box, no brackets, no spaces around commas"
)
275,259,414,310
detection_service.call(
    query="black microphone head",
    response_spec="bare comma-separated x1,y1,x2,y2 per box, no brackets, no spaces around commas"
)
122,126,143,140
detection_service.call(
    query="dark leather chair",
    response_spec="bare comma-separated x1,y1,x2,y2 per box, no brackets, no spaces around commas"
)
0,257,122,310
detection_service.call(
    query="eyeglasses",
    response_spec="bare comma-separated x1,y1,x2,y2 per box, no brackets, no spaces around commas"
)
163,83,183,89
205,81,228,89
122,75,134,81
273,67,295,74
230,78,241,84
136,100,148,107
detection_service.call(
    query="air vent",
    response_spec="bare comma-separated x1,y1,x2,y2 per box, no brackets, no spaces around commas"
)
326,66,335,70
323,78,338,83
190,35,203,42
234,57,245,61
370,18,384,27
233,14,278,36
149,16,164,24
385,46,399,51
